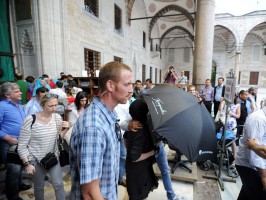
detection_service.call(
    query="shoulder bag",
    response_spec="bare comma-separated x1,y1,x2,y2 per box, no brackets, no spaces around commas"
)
55,115,70,167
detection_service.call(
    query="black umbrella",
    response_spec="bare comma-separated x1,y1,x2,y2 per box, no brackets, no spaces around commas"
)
142,85,217,162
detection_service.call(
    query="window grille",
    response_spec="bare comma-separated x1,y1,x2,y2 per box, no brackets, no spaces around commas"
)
84,0,99,17
84,48,101,74
142,65,146,83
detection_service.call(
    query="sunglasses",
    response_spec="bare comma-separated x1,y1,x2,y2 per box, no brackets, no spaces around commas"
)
42,93,59,99
115,122,122,142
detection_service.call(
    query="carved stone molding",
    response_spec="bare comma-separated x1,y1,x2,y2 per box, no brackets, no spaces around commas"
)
20,30,34,55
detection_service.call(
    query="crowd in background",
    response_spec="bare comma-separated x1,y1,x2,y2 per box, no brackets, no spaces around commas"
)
0,63,266,200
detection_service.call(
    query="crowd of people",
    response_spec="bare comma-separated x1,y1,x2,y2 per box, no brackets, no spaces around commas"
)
0,62,266,200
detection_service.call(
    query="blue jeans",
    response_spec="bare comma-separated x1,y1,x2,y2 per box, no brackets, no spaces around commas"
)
119,140,127,181
31,160,65,200
155,142,176,200
0,140,22,200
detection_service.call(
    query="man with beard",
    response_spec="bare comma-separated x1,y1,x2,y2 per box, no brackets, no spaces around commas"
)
133,80,142,99
247,87,258,112
69,62,133,200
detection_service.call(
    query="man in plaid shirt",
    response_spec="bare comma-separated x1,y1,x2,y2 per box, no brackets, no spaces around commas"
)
69,61,133,200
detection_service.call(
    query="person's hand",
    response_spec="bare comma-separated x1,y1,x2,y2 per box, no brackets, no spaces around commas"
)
9,137,18,145
262,176,266,191
25,164,35,175
61,121,70,129
128,120,143,132
246,138,258,150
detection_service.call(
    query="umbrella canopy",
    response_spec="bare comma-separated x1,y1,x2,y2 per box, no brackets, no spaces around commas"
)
142,84,217,162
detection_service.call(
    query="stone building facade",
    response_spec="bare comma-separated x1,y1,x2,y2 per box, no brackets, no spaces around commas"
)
2,0,265,88
214,11,266,88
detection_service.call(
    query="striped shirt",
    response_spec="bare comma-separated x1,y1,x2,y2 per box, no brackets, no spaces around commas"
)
18,113,62,161
69,97,120,200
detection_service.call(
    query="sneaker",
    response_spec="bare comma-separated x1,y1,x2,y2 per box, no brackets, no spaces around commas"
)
200,161,211,171
226,166,239,178
172,194,187,200
118,179,126,187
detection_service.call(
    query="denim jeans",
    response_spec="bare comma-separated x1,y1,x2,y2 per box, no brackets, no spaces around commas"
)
119,140,127,181
31,160,65,200
0,140,22,200
155,142,176,200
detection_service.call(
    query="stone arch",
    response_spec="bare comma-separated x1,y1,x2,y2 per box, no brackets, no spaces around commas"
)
214,23,239,48
245,32,265,44
214,35,227,47
149,5,194,39
159,26,194,48
214,25,237,52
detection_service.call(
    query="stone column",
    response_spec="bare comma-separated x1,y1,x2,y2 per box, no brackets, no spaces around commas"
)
192,0,216,87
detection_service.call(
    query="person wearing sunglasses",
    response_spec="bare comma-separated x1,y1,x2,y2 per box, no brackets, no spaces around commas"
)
24,87,49,116
69,61,133,200
18,93,69,200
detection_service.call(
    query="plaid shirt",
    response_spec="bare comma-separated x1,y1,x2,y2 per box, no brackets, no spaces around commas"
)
69,97,120,200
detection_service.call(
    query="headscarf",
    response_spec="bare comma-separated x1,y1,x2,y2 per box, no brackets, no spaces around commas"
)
32,78,51,96
129,99,149,124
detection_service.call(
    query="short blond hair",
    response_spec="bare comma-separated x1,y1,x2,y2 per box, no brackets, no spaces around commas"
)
98,61,131,92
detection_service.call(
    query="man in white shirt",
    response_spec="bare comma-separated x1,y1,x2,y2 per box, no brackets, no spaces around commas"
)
235,100,266,199
49,81,67,99
114,100,131,187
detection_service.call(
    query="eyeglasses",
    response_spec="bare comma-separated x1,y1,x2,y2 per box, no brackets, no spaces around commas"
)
42,93,59,99
115,122,122,142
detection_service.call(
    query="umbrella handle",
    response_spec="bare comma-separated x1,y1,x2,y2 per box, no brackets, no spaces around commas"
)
155,136,167,144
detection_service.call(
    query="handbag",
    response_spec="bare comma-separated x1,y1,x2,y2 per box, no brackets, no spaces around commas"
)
6,145,23,165
58,134,69,167
54,114,70,167
40,152,58,170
